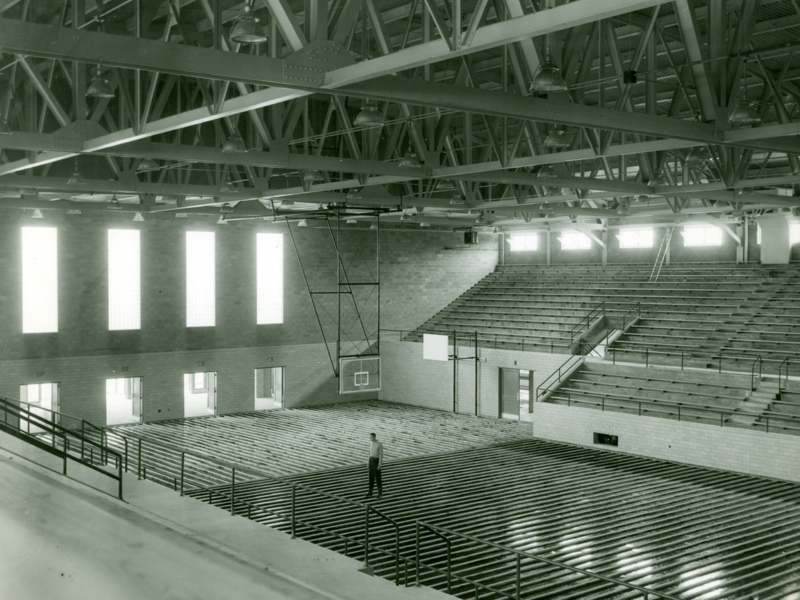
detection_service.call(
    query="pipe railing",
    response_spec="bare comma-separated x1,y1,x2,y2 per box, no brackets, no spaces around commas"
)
118,432,407,584
558,390,800,435
779,357,792,399
602,302,640,346
414,522,681,600
535,355,583,403
714,351,762,391
0,396,124,498
569,301,605,345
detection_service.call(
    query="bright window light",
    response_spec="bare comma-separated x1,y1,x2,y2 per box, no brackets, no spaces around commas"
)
682,225,722,247
617,227,653,249
508,234,538,252
186,231,215,327
108,229,141,330
756,223,800,245
22,227,58,333
257,233,284,324
558,231,591,250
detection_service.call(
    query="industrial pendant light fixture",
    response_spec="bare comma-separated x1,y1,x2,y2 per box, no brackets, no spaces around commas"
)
67,159,86,185
222,132,247,154
729,59,761,126
685,145,711,167
137,158,159,172
229,1,267,44
302,170,323,192
354,99,383,128
86,66,114,99
544,125,570,148
530,47,568,93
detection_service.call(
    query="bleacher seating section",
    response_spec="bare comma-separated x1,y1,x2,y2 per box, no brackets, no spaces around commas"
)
406,263,800,374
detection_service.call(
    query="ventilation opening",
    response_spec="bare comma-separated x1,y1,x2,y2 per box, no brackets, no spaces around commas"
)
594,432,618,447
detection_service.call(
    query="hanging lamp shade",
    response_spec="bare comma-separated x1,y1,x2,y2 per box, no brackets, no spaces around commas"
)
222,133,247,154
648,172,666,187
0,117,10,134
137,157,159,172
436,179,457,191
544,125,570,148
449,193,466,205
400,212,413,221
617,200,631,216
133,212,145,222
686,146,711,166
729,99,761,125
67,168,86,185
217,215,228,224
31,209,44,219
538,164,558,179
475,212,487,224
86,66,114,99
107,195,122,210
354,99,383,127
297,219,308,227
302,170,323,192
530,50,567,93
220,179,236,194
398,150,421,168
230,4,267,44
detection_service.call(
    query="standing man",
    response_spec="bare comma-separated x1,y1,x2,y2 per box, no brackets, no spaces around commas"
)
365,432,383,500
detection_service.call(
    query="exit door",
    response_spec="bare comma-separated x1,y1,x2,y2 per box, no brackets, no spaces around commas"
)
499,369,533,419
255,367,284,410
19,383,60,435
106,377,143,426
184,372,217,418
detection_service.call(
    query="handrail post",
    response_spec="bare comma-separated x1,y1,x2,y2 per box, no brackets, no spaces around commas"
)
137,438,142,480
395,524,400,585
681,350,684,371
365,505,371,566
124,437,128,473
180,452,185,496
719,351,723,373
645,348,649,367
446,540,452,594
230,466,236,516
678,405,681,422
415,522,420,587
516,553,521,600
81,420,85,459
291,486,296,538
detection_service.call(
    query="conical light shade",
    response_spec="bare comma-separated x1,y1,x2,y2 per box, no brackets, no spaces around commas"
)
137,158,159,172
449,193,466,205
32,209,44,219
217,215,228,224
230,5,267,44
729,99,761,125
544,126,570,148
398,151,421,168
354,100,383,127
686,146,711,166
297,219,308,227
133,212,145,222
86,67,115,98
220,179,237,193
222,133,247,154
475,212,486,224
400,212,412,221
0,117,10,134
530,52,567,93
436,179,457,191
302,170,323,192
107,196,122,210
538,164,557,179
648,172,666,187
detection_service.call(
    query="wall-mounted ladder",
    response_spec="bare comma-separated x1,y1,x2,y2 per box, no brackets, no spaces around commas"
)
650,225,675,282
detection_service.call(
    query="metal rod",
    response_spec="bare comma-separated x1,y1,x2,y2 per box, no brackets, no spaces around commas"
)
446,541,452,593
475,331,479,416
137,437,142,480
516,553,521,600
365,505,370,566
453,330,457,413
180,452,185,496
230,466,236,515
415,522,420,587
291,486,296,538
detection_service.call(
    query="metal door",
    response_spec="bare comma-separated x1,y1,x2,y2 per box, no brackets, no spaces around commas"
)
499,368,520,417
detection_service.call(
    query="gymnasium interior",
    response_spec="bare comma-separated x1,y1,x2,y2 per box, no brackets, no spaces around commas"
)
1,0,799,598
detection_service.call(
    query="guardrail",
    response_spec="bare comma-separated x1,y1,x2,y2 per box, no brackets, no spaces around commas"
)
601,302,640,346
569,301,605,345
535,355,583,403
779,357,792,399
0,396,124,498
555,390,800,435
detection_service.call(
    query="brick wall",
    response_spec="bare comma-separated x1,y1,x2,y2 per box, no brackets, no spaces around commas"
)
0,211,496,423
533,402,800,482
379,339,570,418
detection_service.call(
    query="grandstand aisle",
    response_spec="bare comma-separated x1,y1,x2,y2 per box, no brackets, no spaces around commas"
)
189,438,800,600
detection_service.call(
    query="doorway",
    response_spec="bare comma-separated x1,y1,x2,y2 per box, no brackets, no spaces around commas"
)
499,368,532,419
19,383,60,435
106,377,143,426
184,372,217,418
255,367,284,410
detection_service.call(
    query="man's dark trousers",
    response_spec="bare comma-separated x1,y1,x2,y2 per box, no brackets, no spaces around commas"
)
368,457,382,495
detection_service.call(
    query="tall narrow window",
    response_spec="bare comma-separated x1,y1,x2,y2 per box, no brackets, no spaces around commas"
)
186,231,215,327
558,231,591,250
682,225,722,247
508,234,538,252
22,227,58,333
257,233,283,324
617,227,653,249
108,229,141,330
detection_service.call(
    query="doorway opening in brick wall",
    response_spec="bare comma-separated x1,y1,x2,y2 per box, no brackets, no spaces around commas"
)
184,372,217,418
19,383,60,435
499,368,532,420
254,367,284,410
106,377,143,426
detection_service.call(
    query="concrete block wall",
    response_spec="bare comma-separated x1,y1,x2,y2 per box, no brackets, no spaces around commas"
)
533,402,800,482
0,342,373,426
379,339,571,418
0,211,496,423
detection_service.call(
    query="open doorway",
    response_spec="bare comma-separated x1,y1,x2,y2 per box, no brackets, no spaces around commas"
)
184,372,217,418
19,383,60,435
106,377,143,426
255,367,284,410
499,368,532,419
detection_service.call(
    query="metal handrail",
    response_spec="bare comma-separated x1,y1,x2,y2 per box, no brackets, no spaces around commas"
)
603,302,640,346
415,522,681,600
118,432,404,583
715,350,763,391
779,357,791,398
535,355,583,403
558,389,800,435
0,397,124,498
569,301,605,345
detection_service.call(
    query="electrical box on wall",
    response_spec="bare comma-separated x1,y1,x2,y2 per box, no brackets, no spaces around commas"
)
464,231,478,245
594,432,618,447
